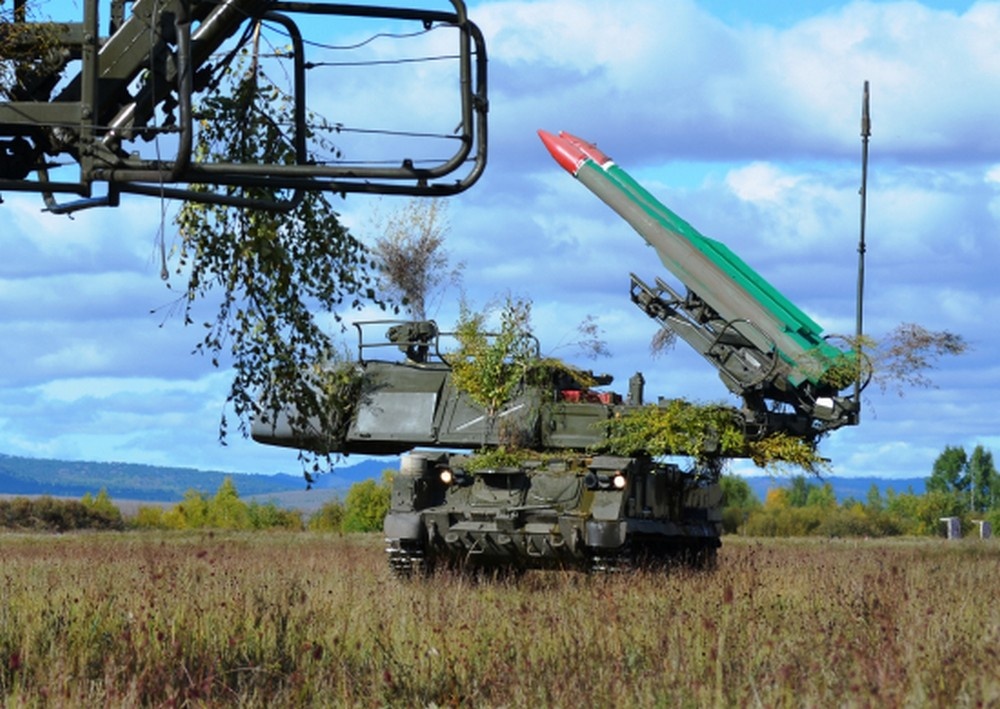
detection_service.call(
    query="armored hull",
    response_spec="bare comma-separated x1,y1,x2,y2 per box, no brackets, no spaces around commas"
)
250,320,729,575
250,313,854,576
384,451,722,576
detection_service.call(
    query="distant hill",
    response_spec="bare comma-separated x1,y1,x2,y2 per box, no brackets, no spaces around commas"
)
0,452,393,502
742,475,926,504
1,452,927,509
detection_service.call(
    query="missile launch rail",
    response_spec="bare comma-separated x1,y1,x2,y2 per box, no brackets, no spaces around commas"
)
539,130,860,441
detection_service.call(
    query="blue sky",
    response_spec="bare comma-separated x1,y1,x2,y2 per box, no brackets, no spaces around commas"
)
2,0,998,480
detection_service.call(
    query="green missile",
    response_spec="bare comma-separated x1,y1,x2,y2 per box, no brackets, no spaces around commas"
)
557,131,825,349
537,129,845,387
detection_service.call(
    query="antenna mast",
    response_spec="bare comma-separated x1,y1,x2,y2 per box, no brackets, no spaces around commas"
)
855,81,871,408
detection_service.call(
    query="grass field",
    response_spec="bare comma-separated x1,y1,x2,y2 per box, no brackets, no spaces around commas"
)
1,532,997,707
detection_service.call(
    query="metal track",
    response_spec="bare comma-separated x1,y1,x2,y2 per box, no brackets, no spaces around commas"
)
588,544,634,574
386,542,435,579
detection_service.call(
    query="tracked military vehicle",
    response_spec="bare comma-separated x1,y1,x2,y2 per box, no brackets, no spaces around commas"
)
253,134,863,576
255,319,731,573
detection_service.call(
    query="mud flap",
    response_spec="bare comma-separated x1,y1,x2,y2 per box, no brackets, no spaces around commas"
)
384,511,423,541
585,519,627,549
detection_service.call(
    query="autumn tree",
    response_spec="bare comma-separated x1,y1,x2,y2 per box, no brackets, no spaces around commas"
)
967,444,998,513
858,322,968,396
865,483,884,512
341,472,393,533
171,36,385,461
786,475,816,507
450,296,538,431
368,198,461,320
805,482,837,509
927,445,969,496
133,479,300,530
719,474,760,534
81,488,124,528
206,477,250,529
162,489,210,529
308,498,346,532
923,443,1000,514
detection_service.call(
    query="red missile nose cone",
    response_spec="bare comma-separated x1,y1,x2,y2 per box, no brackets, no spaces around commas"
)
538,129,586,175
559,131,613,167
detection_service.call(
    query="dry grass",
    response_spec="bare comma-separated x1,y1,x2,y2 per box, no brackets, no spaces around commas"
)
1,532,997,707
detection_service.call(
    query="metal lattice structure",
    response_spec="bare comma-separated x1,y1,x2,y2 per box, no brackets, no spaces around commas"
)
0,0,487,212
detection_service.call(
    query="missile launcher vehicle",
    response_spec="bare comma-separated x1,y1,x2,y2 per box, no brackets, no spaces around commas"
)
252,131,862,575
255,319,730,574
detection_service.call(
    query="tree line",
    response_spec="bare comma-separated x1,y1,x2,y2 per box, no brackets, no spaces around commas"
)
3,444,995,537
723,443,999,538
0,476,391,534
129,475,393,533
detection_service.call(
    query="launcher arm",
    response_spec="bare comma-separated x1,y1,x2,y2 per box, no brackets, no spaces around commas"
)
630,273,859,439
0,0,488,211
533,129,861,440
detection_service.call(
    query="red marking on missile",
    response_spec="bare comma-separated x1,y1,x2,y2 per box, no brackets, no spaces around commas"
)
537,129,587,175
559,131,613,168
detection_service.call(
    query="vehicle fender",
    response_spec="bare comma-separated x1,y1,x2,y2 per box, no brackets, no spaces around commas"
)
383,511,424,541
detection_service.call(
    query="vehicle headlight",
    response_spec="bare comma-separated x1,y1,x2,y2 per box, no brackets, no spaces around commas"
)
584,470,627,490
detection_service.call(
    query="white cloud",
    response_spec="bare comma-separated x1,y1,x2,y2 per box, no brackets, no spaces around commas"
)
471,0,1000,164
0,369,308,472
35,343,114,376
477,0,714,82
726,163,804,203
2,194,163,274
